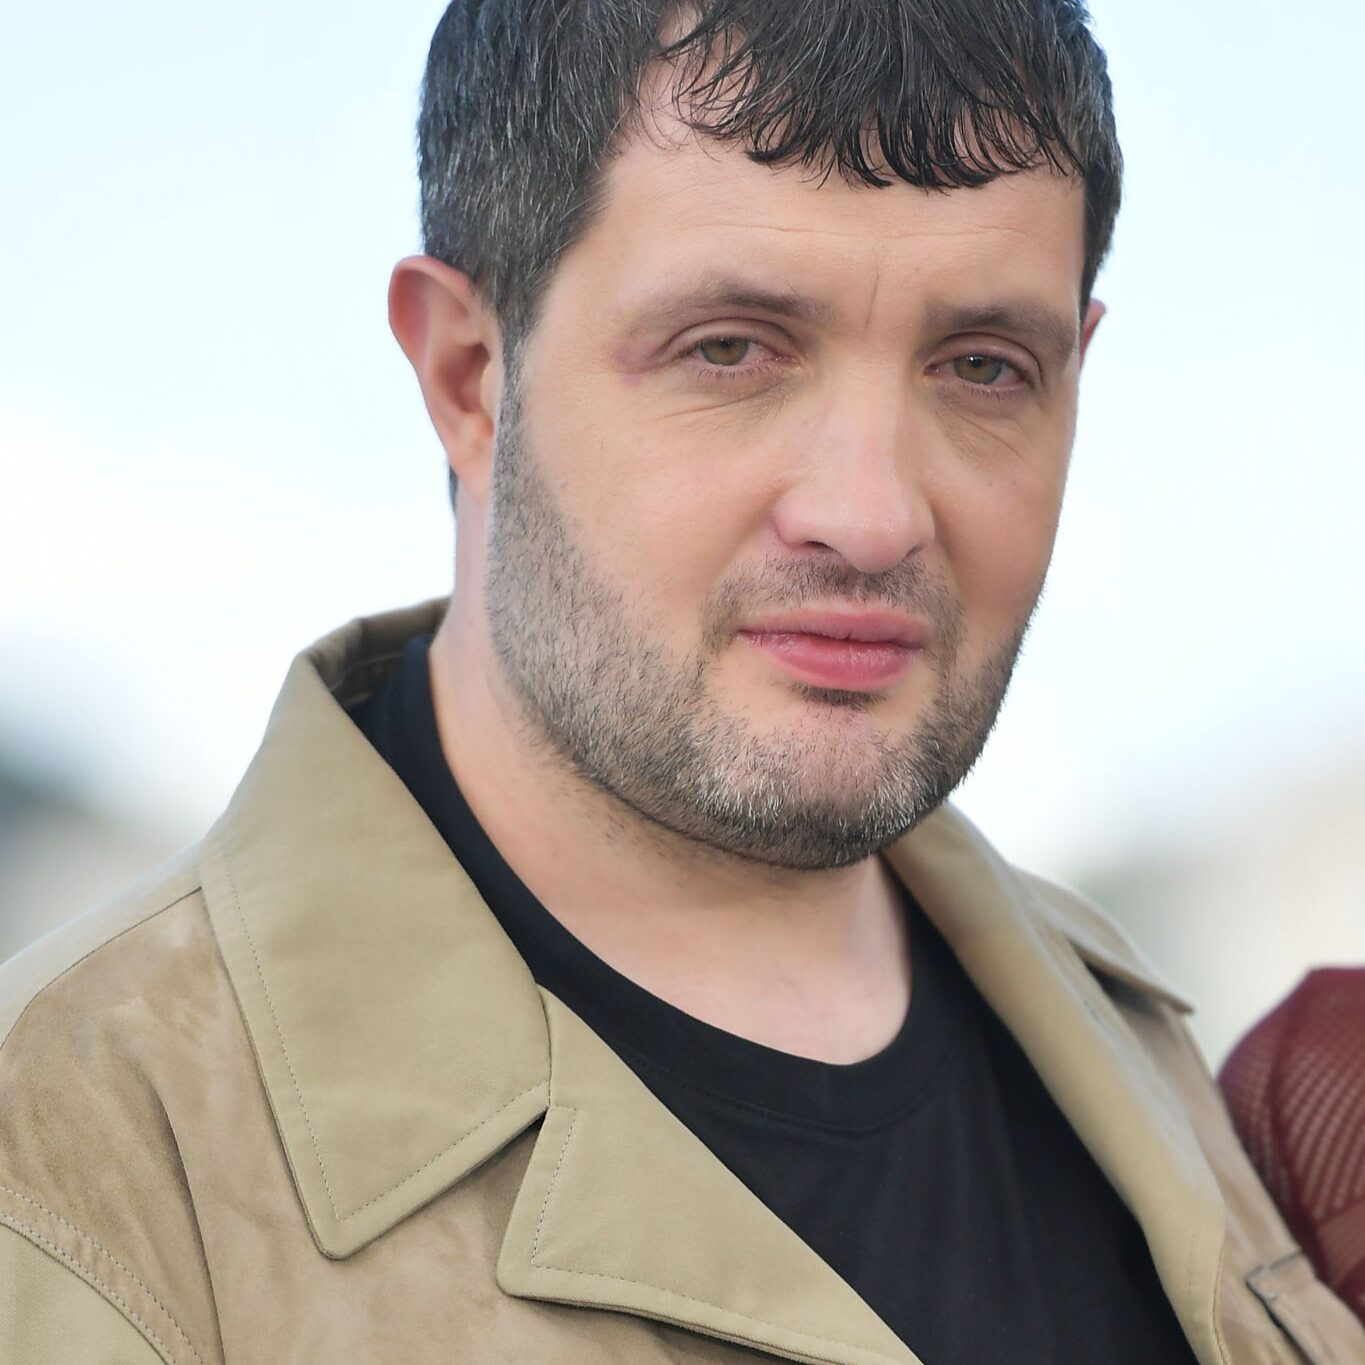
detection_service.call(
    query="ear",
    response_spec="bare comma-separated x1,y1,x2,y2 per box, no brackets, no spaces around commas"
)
389,256,503,508
1079,298,1106,365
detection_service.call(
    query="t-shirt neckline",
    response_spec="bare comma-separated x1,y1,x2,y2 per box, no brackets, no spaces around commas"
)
350,632,959,1133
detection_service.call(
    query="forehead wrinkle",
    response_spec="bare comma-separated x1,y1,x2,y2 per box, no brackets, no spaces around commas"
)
860,254,884,333
667,213,900,242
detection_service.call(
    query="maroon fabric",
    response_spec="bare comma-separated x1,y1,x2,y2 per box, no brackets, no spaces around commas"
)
1219,968,1365,1325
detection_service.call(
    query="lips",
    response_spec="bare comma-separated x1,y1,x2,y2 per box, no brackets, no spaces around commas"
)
736,611,927,692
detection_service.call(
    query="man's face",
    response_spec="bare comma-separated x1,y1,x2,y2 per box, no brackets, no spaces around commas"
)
481,113,1095,870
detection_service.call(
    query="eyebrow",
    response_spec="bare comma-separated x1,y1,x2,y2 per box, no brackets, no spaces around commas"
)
620,273,842,332
923,300,1080,364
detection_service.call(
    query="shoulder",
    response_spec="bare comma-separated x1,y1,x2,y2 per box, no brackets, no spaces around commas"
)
0,847,228,1365
1011,863,1194,1014
911,802,1194,1014
0,840,232,1168
0,844,204,1048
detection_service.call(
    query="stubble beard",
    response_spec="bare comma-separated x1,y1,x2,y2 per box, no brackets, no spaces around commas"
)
483,377,1037,871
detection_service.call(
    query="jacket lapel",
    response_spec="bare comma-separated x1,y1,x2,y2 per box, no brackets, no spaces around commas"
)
201,610,551,1260
884,807,1228,1365
498,993,921,1365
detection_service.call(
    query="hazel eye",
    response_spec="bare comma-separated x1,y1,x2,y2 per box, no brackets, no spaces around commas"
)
697,337,753,367
952,354,1013,386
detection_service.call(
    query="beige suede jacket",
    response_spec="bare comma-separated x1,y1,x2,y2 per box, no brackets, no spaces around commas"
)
2,601,1362,1365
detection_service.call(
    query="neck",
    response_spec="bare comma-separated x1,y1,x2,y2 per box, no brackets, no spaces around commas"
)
429,608,912,1064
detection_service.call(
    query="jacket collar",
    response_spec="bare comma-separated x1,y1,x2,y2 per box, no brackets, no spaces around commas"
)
201,605,1224,1363
201,601,551,1259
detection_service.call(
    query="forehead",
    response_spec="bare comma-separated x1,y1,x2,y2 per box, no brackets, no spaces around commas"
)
560,118,1089,332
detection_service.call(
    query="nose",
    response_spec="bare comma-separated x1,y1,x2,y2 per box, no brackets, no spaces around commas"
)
769,380,935,575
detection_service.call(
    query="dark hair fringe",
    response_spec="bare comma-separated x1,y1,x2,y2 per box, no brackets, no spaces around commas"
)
663,2,1060,187
657,0,1120,299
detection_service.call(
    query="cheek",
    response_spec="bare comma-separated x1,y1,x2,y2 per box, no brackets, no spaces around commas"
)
935,451,1068,648
528,401,774,615
931,393,1075,610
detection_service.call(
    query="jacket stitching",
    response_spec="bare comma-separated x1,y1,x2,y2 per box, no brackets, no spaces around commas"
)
527,1108,902,1364
534,1265,904,1362
1210,1233,1233,1364
531,1108,578,1260
0,1211,185,1365
1041,932,1227,1359
1186,1201,1219,1363
222,850,546,1223
337,1083,547,1219
0,1184,205,1365
1170,1012,1236,1365
222,853,343,1217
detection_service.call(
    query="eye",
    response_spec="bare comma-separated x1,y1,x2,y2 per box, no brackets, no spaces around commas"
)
952,354,1017,386
696,336,755,367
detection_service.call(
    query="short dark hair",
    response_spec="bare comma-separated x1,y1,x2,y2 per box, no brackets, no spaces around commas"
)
421,0,1122,505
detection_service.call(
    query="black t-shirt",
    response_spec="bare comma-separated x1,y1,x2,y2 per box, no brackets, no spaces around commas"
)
351,636,1198,1364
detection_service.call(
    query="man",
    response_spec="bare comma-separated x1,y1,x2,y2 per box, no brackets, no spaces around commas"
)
1,1,1360,1361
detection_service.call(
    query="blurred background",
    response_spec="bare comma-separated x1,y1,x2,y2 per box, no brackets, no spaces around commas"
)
2,1,1361,1066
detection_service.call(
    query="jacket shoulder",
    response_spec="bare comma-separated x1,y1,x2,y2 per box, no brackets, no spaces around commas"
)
914,803,1193,1013
0,844,203,1047
0,845,228,1365
1012,864,1195,1014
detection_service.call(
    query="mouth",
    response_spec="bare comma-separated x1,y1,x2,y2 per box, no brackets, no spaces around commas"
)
735,611,928,693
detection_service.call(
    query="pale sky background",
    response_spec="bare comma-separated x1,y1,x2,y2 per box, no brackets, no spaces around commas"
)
2,3,1363,1054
